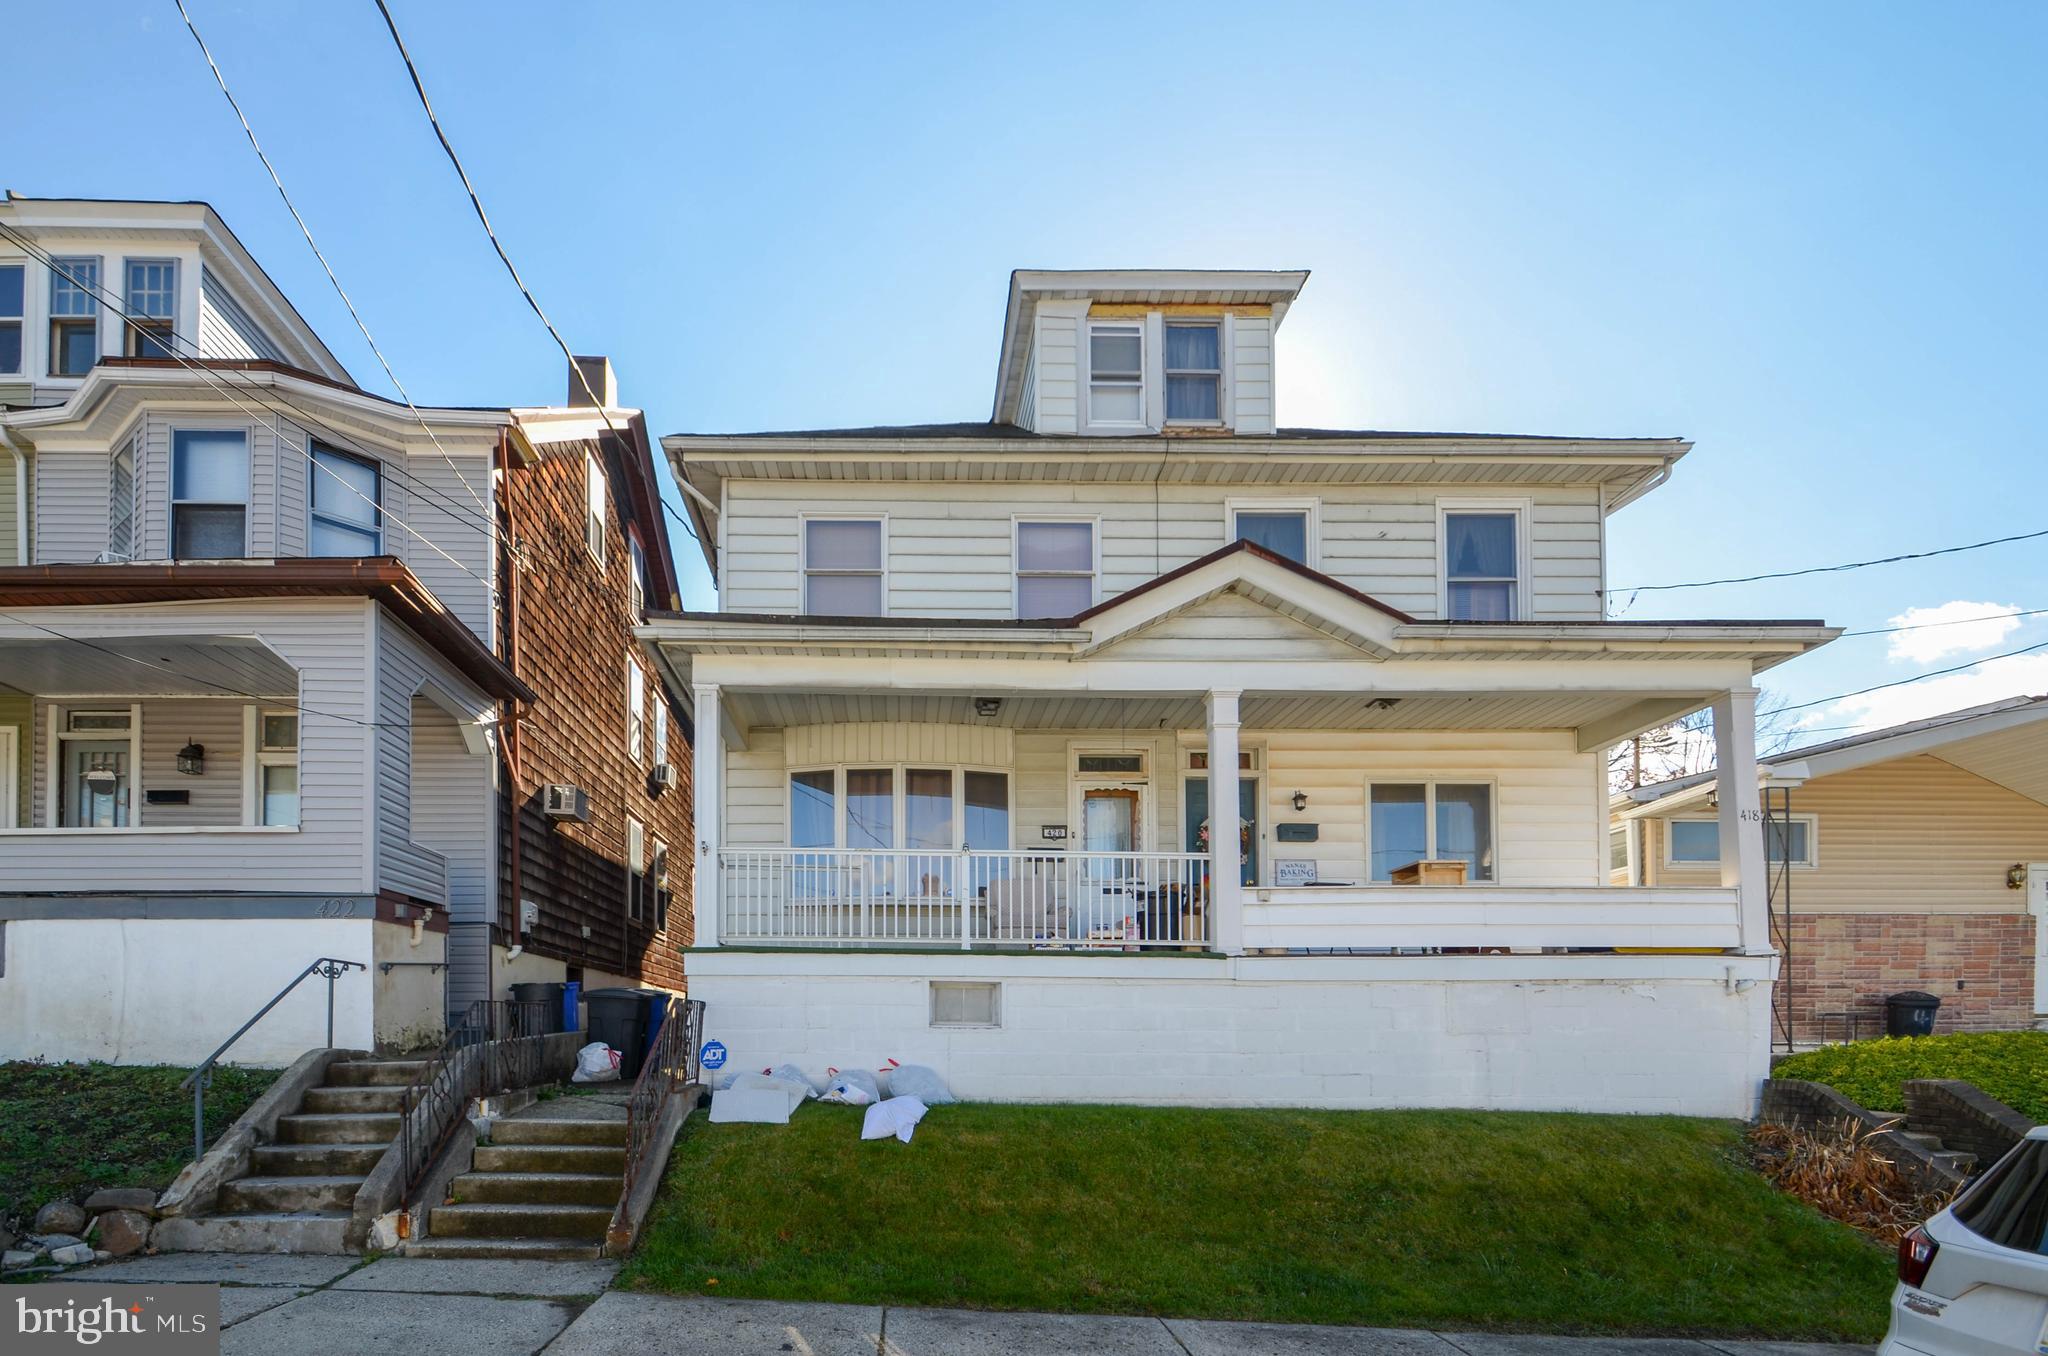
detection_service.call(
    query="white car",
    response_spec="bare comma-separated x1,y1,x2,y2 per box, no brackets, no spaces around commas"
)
1883,1126,2048,1356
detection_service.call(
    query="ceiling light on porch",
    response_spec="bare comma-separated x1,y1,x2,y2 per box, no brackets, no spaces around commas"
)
1366,697,1401,711
176,741,206,776
974,697,1002,718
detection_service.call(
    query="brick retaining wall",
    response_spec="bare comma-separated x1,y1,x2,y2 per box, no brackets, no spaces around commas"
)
1903,1078,2037,1171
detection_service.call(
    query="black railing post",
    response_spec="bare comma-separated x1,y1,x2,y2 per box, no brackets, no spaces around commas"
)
180,957,365,1164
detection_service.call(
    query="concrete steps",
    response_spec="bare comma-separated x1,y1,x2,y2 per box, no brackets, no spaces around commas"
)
159,1055,420,1255
415,1103,628,1261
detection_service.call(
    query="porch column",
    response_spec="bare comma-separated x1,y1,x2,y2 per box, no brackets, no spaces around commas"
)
1206,689,1244,956
692,681,724,949
1713,687,1769,954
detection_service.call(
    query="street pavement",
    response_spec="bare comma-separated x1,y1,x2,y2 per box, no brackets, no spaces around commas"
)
37,1254,1880,1355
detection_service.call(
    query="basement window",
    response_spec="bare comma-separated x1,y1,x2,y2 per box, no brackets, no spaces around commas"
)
931,981,1000,1029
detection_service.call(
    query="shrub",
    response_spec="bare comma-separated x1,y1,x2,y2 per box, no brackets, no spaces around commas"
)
1774,1031,2048,1122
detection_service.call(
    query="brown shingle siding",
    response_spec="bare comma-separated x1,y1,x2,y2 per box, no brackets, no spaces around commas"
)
497,433,692,992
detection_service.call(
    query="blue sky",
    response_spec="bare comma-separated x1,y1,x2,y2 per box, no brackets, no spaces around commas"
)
9,2,2044,739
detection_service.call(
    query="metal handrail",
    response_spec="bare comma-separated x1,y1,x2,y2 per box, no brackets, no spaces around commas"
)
397,998,552,1201
613,997,705,1243
178,956,366,1162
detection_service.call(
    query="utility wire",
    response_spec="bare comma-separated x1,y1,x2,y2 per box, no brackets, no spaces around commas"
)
173,0,492,523
1840,606,2048,639
1778,637,2048,714
1610,523,2048,599
0,231,501,600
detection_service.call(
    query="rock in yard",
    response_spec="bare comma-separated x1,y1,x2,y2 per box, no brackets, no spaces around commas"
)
93,1211,152,1258
51,1244,95,1266
83,1188,159,1217
31,1234,84,1251
3,1248,45,1271
33,1201,87,1236
95,1250,112,1262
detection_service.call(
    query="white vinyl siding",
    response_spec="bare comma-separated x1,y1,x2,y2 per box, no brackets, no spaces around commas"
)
720,480,1605,620
1028,309,1081,435
372,607,496,906
197,266,290,363
1229,313,1273,434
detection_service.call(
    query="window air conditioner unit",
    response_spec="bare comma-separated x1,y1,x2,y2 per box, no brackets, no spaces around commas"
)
650,762,678,793
542,783,590,823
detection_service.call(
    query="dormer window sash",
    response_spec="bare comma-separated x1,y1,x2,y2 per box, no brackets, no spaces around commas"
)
1164,321,1222,425
1086,322,1145,429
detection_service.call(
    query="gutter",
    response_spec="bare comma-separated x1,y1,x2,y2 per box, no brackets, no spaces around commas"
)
0,426,26,564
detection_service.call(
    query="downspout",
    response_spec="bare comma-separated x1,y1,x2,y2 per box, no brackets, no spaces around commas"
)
498,427,527,968
0,426,28,564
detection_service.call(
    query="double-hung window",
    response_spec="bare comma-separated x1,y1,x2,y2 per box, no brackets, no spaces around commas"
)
257,712,300,827
1442,507,1522,621
125,260,177,359
1164,322,1222,423
651,693,668,768
0,263,22,374
584,451,608,566
1230,502,1314,565
627,661,646,762
627,817,646,922
49,257,100,377
108,439,137,559
803,518,883,615
309,444,381,555
651,837,670,932
1369,781,1495,882
1015,520,1094,617
1087,324,1143,426
171,429,249,559
786,767,1013,897
628,535,647,618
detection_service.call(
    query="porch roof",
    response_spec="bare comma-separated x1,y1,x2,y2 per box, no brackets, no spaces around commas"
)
0,559,535,703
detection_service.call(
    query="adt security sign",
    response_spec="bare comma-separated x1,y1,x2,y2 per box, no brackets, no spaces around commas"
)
700,1040,728,1071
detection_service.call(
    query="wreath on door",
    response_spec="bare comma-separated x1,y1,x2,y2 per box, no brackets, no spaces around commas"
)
1196,815,1254,867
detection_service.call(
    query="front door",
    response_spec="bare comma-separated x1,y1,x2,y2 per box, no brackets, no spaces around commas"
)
66,741,130,827
1184,776,1259,886
1080,786,1142,940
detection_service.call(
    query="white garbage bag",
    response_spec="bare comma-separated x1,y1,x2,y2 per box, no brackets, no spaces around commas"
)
881,1059,956,1105
570,1042,621,1083
819,1067,880,1106
767,1063,820,1097
861,1095,929,1144
729,1070,810,1114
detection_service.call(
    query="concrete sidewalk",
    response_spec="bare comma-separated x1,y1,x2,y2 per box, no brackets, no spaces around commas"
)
39,1254,1878,1356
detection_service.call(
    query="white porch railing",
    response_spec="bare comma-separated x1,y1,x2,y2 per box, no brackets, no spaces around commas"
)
1242,886,1742,952
718,849,1213,949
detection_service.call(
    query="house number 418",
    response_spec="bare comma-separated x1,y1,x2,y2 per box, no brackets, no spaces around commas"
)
1738,809,1766,823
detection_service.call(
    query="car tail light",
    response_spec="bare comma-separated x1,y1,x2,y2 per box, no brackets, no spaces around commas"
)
1900,1226,1939,1287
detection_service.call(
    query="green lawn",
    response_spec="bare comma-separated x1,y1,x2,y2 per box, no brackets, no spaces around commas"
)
624,1104,1893,1339
0,1061,279,1231
1773,1031,2048,1121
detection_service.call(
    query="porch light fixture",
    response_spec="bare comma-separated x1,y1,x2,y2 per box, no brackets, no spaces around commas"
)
974,697,1002,718
1291,790,1309,812
2009,864,2029,891
176,741,206,776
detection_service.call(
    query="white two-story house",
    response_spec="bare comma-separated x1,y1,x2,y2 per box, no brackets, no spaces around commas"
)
0,197,689,1065
648,269,1837,1115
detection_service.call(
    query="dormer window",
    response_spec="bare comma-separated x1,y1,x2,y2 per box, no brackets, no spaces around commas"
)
49,257,100,377
1087,324,1143,426
0,265,22,375
124,260,178,359
1164,322,1221,423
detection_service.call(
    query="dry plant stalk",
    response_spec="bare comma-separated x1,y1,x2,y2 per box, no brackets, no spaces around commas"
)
1750,1118,1958,1246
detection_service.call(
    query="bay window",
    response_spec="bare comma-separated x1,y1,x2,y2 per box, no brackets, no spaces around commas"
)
1368,780,1495,882
803,518,884,615
309,444,381,555
1015,520,1094,617
171,429,249,559
786,766,1013,863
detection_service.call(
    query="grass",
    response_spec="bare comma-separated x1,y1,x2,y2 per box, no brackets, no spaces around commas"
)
623,1104,1894,1339
1774,1031,2048,1121
0,1060,280,1231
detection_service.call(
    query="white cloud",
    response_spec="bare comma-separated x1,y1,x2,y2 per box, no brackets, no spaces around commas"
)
1884,599,2028,664
1796,653,2048,742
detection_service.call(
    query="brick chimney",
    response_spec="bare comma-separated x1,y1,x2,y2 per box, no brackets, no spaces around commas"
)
569,355,618,409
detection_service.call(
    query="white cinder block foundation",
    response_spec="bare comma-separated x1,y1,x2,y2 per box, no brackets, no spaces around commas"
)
688,952,1777,1118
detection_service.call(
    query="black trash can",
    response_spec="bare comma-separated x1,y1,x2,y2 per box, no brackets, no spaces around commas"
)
510,981,567,1035
1885,990,1941,1038
585,987,651,1080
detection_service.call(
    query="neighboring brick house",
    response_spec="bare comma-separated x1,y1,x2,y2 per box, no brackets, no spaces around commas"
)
487,369,692,1003
1616,695,2048,1043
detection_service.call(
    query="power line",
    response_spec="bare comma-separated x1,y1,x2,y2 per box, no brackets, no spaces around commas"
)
1610,523,2048,599
174,0,491,523
0,229,500,600
1840,606,2048,639
1778,637,2048,714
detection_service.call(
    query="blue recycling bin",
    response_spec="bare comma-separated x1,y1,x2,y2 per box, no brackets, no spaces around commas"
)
640,990,674,1065
562,980,582,1033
